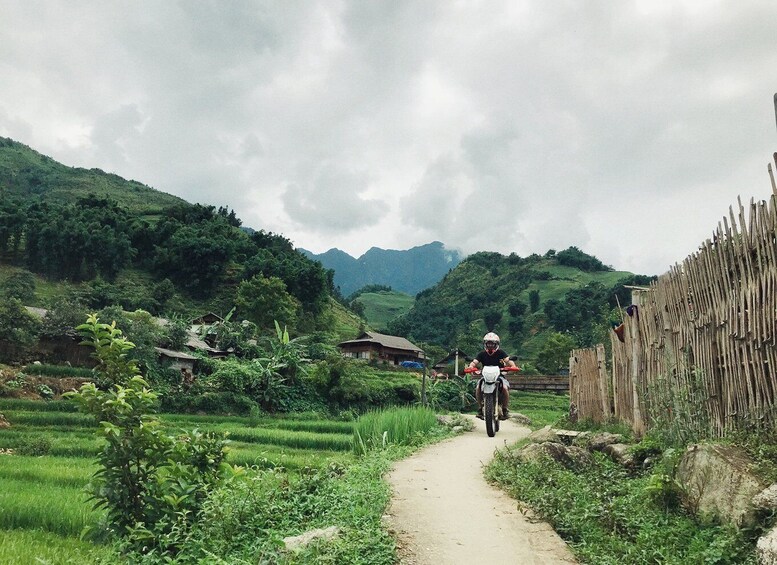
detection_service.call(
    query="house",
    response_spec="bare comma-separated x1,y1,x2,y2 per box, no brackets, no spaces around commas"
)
338,331,425,366
154,347,197,374
432,348,471,377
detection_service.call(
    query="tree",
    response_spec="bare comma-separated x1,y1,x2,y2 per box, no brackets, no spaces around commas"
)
536,332,576,374
0,270,36,302
529,290,540,313
0,298,41,360
235,274,300,330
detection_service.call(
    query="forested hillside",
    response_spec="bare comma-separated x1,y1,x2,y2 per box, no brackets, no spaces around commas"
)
0,137,351,340
388,248,655,372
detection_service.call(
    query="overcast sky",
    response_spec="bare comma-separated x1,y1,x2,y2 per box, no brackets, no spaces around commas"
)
1,1,776,276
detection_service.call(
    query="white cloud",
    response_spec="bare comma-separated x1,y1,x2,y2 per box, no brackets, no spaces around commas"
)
0,0,776,275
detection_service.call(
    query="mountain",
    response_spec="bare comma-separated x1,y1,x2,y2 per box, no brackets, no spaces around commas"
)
301,241,462,297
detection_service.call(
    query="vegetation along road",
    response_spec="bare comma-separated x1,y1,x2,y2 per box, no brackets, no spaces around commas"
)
386,416,577,565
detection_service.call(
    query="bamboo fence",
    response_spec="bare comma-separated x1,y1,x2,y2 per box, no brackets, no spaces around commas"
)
569,344,610,423
574,153,777,437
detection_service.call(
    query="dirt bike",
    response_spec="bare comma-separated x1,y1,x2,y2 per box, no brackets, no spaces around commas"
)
465,365,520,437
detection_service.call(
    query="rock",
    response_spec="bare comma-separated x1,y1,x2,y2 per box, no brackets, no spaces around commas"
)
519,442,594,469
602,443,635,467
283,526,340,552
510,413,532,426
758,525,777,565
0,413,9,429
586,432,625,451
753,484,777,511
436,415,455,426
527,425,562,444
676,443,766,528
452,425,464,433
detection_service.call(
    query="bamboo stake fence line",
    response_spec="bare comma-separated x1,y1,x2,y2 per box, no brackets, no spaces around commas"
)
571,152,777,437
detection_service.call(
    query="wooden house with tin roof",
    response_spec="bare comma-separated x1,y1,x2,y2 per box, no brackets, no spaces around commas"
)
338,331,425,366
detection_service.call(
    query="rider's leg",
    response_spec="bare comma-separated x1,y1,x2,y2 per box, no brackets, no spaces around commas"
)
499,383,510,419
475,381,484,419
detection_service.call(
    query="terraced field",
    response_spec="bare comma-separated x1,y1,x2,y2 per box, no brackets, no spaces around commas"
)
0,399,356,564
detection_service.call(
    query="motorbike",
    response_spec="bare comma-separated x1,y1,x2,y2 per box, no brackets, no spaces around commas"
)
465,365,520,437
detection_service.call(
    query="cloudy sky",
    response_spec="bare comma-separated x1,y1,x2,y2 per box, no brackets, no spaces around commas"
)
1,1,776,276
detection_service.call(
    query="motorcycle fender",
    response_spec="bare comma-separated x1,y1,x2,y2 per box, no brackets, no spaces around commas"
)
481,382,497,394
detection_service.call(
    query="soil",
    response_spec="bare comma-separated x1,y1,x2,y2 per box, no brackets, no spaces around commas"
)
385,416,578,565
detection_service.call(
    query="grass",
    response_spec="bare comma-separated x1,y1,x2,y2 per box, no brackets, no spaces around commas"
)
0,529,114,565
509,391,570,429
353,406,439,454
355,290,415,330
0,477,101,536
486,449,757,564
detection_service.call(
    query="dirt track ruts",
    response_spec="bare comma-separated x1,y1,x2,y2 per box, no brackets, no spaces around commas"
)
385,416,577,564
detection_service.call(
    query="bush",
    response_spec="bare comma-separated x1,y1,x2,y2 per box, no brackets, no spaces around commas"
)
159,391,257,415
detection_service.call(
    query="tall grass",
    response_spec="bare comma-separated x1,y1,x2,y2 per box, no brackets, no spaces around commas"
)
0,529,112,565
227,442,353,470
226,428,353,451
353,406,439,455
3,410,95,428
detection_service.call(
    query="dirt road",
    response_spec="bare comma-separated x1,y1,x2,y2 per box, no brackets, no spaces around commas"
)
385,417,577,564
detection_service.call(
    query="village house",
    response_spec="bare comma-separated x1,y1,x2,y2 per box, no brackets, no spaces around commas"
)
338,331,425,366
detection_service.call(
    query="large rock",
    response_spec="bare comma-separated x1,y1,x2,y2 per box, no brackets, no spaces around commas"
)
0,413,9,429
758,525,777,565
527,425,562,444
519,442,594,469
586,432,625,451
602,443,635,467
283,526,340,552
753,484,777,511
676,444,766,528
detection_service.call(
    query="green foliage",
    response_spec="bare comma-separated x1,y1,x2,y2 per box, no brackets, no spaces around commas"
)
555,246,612,272
535,332,576,374
65,315,233,557
0,269,36,301
427,375,477,412
39,296,89,339
236,274,300,330
0,297,41,359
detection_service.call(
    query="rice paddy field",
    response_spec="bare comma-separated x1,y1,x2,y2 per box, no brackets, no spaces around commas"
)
0,398,357,564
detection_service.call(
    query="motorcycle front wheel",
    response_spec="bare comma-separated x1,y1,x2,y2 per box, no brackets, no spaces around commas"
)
485,393,496,437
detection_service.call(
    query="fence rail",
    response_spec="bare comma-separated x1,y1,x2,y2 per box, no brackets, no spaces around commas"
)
573,152,777,437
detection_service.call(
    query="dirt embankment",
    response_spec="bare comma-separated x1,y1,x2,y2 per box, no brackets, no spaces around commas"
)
385,417,577,565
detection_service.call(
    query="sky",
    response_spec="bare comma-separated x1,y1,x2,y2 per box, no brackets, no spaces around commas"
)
1,1,776,276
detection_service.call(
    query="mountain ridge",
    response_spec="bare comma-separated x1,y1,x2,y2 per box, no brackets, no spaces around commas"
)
300,241,463,297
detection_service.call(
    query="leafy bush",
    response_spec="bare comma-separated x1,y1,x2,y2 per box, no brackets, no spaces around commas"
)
66,315,234,558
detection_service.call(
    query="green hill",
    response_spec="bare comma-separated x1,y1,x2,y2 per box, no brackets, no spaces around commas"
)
0,137,185,216
0,137,338,342
353,290,415,331
387,248,654,369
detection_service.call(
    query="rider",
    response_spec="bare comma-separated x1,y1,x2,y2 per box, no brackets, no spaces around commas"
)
469,332,515,420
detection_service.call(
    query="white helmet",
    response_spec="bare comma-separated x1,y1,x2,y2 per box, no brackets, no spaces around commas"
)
483,332,500,354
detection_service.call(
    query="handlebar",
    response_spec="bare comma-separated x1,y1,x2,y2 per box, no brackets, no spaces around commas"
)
464,366,521,374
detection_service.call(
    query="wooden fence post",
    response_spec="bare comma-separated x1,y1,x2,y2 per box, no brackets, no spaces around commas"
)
629,291,646,437
596,343,611,420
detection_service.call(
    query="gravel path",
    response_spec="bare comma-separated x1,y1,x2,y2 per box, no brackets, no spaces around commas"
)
385,416,578,564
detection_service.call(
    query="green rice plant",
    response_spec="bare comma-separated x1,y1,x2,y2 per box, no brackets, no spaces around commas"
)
510,391,570,429
0,398,79,412
22,364,94,378
353,406,439,455
0,528,113,565
227,442,353,470
3,410,95,428
225,427,353,451
0,477,102,536
0,431,102,458
0,455,96,488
